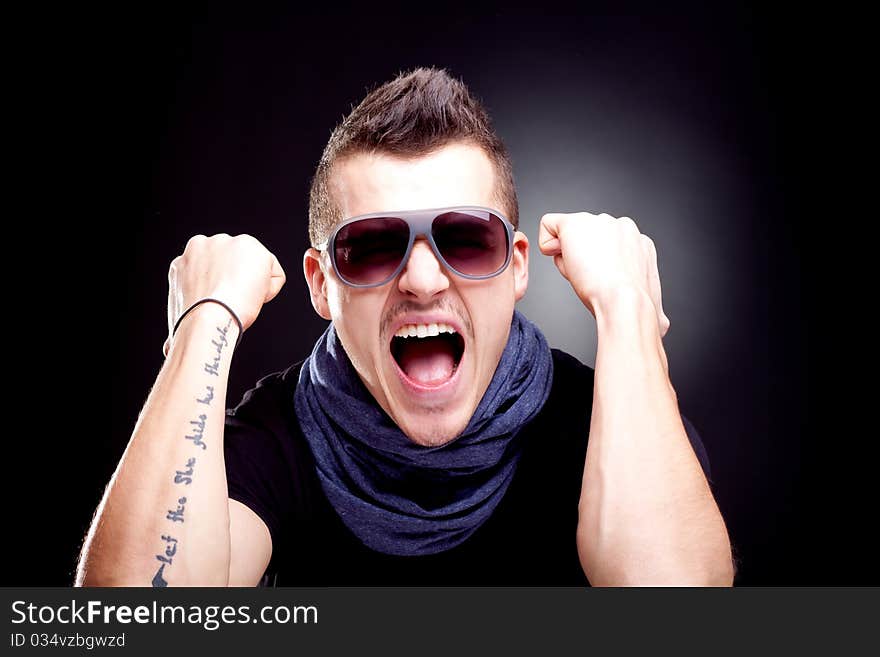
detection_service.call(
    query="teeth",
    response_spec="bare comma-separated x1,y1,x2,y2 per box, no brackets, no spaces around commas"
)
394,322,458,338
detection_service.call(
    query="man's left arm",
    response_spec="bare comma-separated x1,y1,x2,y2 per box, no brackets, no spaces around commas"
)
539,212,733,586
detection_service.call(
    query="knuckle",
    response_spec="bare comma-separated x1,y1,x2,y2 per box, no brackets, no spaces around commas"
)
209,232,231,243
540,213,561,226
184,234,207,251
618,216,639,231
234,233,263,251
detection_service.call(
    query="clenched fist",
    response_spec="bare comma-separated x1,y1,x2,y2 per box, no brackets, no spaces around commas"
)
163,234,286,356
538,212,670,337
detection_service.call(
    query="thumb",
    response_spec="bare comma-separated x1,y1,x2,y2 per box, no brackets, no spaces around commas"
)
264,253,287,303
538,214,563,256
642,235,670,337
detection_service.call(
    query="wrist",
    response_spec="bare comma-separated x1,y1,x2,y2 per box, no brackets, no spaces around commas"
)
591,286,672,383
592,287,659,337
167,302,242,358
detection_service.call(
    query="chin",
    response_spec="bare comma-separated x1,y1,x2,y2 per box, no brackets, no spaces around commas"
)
397,413,469,448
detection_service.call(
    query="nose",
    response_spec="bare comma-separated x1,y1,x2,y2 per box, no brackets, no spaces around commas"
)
397,238,450,301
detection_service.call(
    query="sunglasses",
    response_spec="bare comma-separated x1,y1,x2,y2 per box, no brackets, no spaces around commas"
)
316,206,515,288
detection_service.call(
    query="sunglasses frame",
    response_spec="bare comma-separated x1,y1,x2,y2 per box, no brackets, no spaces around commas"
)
316,205,516,288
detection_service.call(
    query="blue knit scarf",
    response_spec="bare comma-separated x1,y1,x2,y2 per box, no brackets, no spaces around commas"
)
294,309,553,556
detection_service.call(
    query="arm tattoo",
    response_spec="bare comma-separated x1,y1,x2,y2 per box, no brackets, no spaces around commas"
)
174,457,196,485
151,318,233,587
196,385,214,405
203,321,231,376
185,414,207,450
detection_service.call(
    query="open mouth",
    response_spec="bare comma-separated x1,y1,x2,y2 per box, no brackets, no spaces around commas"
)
390,323,465,387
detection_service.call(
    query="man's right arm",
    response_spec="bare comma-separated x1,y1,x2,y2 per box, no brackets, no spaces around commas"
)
75,234,285,586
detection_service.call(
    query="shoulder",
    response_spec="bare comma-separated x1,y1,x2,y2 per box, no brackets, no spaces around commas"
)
550,348,594,380
227,360,306,426
518,349,594,441
547,348,595,407
223,361,311,561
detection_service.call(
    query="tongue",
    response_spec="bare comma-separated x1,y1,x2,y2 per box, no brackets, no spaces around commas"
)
397,337,456,385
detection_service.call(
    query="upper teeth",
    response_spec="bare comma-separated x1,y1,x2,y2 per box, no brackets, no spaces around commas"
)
394,322,457,338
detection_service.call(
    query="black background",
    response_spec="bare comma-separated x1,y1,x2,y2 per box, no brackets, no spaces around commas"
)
10,4,860,586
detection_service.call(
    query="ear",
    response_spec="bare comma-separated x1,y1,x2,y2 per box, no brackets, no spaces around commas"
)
512,230,529,302
303,248,332,320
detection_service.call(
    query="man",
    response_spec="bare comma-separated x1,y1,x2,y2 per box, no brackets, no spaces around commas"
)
76,67,733,586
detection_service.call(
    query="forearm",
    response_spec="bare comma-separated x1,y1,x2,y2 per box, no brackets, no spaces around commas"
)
576,289,732,586
76,304,239,586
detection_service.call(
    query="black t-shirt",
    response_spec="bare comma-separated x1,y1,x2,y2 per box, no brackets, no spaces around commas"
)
224,348,711,585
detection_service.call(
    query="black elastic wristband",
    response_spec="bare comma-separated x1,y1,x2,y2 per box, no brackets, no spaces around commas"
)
172,297,244,350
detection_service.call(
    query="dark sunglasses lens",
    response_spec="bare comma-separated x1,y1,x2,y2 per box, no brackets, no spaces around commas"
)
333,217,410,285
432,210,509,276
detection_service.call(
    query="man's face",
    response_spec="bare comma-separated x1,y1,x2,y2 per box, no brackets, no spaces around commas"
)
304,142,529,446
